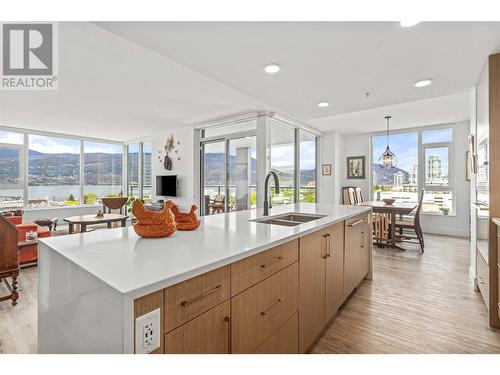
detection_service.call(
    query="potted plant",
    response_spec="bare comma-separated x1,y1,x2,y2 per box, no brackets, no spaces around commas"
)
441,207,450,216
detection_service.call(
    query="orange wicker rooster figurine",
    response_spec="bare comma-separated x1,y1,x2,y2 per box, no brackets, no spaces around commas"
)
169,201,201,231
132,200,176,238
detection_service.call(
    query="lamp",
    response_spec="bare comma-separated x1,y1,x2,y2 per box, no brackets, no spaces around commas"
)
378,116,397,169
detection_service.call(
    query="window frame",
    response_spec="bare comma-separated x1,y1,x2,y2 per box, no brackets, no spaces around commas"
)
370,123,456,216
0,124,125,211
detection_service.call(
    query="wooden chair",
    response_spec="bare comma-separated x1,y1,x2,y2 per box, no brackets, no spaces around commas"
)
209,194,225,214
372,212,390,246
395,189,425,252
342,186,357,205
354,187,364,203
102,197,128,215
0,215,20,305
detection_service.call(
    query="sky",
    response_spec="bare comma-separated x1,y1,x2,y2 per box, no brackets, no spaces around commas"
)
372,128,452,173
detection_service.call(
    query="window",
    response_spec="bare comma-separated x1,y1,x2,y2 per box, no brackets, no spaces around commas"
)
371,127,454,215
0,145,23,210
84,141,123,204
372,131,419,204
127,143,140,197
299,131,317,202
142,141,152,201
0,130,24,145
269,119,295,205
28,134,80,208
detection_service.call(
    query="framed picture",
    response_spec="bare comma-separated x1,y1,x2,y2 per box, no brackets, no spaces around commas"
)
322,164,332,176
347,156,366,179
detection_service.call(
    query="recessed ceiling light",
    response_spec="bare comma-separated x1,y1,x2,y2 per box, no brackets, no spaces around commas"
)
264,63,280,74
414,79,433,88
317,102,330,108
400,21,421,27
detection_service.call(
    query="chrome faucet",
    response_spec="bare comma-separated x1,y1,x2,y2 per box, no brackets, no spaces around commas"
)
263,171,280,216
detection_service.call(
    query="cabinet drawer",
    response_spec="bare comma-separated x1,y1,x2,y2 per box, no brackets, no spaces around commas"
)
231,263,299,353
165,301,230,354
253,312,298,354
231,239,298,296
165,266,230,332
476,251,489,308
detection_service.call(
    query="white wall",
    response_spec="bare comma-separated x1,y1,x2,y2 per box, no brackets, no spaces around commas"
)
152,126,195,210
318,132,346,205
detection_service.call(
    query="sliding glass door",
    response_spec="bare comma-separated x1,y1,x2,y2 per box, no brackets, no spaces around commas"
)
228,136,257,212
201,140,226,215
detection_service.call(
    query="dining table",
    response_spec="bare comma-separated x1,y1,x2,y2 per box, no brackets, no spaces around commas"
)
357,201,417,250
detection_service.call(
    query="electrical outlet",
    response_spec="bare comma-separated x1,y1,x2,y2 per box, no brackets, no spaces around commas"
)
135,308,160,354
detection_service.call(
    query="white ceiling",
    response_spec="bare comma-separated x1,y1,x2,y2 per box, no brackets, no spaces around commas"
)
1,22,499,141
309,91,472,134
97,22,500,122
0,22,275,141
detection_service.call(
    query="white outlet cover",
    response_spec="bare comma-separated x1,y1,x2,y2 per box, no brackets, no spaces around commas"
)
135,308,161,354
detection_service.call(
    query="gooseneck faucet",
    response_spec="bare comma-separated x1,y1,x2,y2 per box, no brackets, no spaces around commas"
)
263,171,280,216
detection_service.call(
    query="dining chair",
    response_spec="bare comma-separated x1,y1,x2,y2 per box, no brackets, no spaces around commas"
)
395,189,425,252
209,194,225,214
354,187,364,203
342,186,357,205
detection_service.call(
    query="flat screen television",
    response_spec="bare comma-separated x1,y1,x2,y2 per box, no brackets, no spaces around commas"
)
156,175,177,197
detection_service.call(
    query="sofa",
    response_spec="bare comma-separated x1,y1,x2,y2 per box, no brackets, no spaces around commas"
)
5,214,51,266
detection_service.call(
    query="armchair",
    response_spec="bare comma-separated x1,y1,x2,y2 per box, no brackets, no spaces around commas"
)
5,215,51,266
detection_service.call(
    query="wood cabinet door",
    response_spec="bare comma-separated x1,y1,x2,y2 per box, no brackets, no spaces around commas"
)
299,230,327,353
344,214,370,298
325,222,345,320
231,263,298,353
165,301,230,354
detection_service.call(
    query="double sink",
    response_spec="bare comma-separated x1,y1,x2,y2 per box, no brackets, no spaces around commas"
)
250,212,326,227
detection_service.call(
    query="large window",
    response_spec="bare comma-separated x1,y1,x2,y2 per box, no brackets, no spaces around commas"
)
0,140,23,210
299,131,317,202
0,130,24,210
126,141,152,201
371,126,454,215
270,119,295,205
28,135,80,208
127,143,140,197
84,141,123,204
143,141,152,201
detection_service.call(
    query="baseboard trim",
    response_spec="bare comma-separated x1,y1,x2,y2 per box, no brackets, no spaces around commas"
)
422,229,470,238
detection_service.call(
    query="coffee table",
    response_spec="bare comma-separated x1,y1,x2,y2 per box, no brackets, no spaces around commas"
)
64,214,128,234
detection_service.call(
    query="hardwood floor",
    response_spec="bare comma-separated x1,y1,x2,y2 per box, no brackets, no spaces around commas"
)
0,267,37,354
312,235,500,354
1,234,499,354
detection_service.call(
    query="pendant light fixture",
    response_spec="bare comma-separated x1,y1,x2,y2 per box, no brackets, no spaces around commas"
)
378,116,398,169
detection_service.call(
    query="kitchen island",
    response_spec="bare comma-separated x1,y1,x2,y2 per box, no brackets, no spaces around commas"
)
38,203,372,354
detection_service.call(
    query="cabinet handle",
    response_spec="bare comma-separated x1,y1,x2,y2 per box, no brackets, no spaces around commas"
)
261,298,284,316
180,284,222,307
349,219,365,227
322,234,328,258
260,256,284,268
224,316,230,322
327,234,331,257
478,277,486,285
360,231,365,248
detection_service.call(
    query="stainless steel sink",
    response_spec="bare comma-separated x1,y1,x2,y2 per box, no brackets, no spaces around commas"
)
251,212,326,226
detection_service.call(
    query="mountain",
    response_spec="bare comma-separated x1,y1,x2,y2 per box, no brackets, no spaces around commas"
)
0,149,123,186
372,164,409,185
203,152,316,187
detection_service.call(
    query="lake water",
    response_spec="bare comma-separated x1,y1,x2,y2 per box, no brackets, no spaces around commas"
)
1,185,123,208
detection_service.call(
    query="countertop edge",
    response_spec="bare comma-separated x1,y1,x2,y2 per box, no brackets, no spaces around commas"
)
123,206,372,299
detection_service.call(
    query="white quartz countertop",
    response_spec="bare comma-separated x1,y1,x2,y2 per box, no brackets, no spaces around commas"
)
40,203,371,298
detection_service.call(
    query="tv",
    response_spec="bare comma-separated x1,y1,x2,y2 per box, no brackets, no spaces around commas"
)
156,175,177,197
